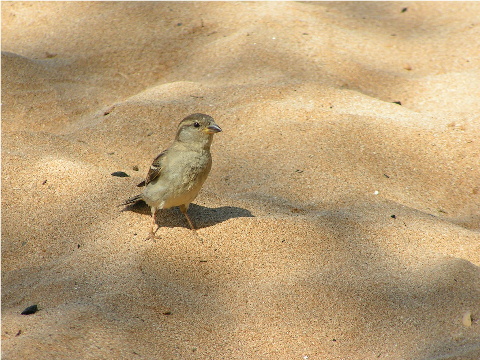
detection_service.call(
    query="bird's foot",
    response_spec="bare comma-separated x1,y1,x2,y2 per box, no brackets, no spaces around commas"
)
190,229,205,243
145,231,161,241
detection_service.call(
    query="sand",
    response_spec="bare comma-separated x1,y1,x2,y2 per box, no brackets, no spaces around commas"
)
2,1,480,359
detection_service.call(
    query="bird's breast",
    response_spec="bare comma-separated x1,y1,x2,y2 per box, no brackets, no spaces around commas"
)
142,150,212,209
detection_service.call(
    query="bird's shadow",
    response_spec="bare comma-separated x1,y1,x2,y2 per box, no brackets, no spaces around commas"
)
122,201,254,229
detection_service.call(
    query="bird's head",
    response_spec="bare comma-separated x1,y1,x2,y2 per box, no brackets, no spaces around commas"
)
176,113,222,147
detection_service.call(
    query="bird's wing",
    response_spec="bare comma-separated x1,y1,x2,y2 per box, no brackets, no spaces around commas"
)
137,150,167,187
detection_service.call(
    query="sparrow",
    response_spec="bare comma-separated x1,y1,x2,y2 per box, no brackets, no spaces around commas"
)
121,113,222,240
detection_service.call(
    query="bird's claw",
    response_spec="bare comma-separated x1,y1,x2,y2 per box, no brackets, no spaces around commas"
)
145,232,161,241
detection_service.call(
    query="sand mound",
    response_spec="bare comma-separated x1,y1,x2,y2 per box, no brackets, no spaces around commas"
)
2,2,479,359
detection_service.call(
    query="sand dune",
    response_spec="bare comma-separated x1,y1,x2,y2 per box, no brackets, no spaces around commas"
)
2,2,480,359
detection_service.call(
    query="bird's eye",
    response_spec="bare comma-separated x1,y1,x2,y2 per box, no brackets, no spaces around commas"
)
193,122,200,128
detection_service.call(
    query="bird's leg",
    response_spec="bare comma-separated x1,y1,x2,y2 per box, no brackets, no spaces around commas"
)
179,204,205,243
146,207,160,241
179,204,196,230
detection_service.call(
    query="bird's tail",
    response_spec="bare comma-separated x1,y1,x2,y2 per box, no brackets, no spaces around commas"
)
119,194,143,207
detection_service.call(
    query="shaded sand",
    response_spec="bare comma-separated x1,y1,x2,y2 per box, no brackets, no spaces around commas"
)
2,2,480,359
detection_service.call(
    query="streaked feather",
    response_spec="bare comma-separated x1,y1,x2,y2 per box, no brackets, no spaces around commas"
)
137,150,167,187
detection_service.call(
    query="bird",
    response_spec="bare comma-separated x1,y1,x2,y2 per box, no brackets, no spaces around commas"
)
121,113,222,240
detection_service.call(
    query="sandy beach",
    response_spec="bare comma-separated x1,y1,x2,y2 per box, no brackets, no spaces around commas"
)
2,2,480,359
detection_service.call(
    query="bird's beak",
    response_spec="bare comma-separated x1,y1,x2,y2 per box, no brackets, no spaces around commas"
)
204,124,222,134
